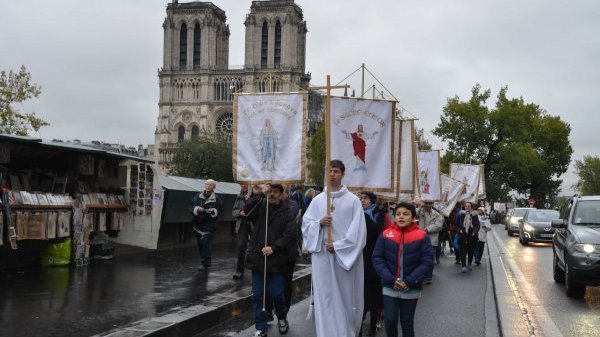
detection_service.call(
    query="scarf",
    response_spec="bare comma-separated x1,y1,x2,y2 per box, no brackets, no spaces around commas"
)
463,213,472,232
364,204,377,223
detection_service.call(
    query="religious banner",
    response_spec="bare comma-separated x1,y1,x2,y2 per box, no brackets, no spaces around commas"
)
449,163,481,203
416,150,442,202
399,119,416,193
233,93,307,183
435,174,466,217
376,118,401,201
477,164,486,199
329,97,395,191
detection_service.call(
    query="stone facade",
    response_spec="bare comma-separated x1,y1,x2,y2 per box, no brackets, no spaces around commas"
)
155,0,310,174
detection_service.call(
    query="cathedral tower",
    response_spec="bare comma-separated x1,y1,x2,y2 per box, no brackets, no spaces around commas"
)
155,1,310,174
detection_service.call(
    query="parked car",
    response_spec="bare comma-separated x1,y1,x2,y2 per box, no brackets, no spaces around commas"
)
505,207,535,236
518,209,560,245
552,195,600,298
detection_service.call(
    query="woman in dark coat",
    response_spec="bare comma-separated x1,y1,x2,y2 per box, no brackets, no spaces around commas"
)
457,202,480,273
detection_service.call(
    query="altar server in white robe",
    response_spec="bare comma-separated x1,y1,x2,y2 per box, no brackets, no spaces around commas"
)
302,159,367,337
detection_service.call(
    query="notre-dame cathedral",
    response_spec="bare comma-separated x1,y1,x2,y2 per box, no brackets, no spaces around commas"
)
154,0,310,173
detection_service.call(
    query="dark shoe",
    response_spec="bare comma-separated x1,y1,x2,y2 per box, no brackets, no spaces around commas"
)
232,272,243,279
278,319,289,334
425,279,433,284
254,330,267,337
475,260,481,265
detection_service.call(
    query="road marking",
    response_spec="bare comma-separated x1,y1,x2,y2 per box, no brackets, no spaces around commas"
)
492,230,563,337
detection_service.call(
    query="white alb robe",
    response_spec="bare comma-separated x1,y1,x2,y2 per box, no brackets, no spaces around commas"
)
302,186,367,337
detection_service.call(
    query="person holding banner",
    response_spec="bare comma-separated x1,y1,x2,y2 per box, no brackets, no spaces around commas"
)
243,183,298,337
302,160,367,337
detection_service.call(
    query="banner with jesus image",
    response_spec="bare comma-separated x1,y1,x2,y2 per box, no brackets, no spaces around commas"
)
329,97,395,191
233,93,307,183
416,150,442,202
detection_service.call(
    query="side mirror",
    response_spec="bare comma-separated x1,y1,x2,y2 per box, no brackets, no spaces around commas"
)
551,219,566,228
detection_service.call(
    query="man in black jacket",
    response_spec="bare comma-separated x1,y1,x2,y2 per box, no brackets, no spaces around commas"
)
188,179,223,270
242,183,297,337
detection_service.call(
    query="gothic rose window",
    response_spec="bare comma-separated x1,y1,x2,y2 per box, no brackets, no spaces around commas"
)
216,112,233,139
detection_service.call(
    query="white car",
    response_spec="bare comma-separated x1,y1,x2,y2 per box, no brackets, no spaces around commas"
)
506,207,535,236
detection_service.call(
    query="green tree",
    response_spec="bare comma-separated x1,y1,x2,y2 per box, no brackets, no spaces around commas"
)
306,122,325,185
166,131,233,181
0,65,49,135
434,84,573,205
415,127,432,151
573,155,600,195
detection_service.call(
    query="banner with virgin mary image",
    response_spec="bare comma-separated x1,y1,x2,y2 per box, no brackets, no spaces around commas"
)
449,163,481,203
329,97,395,191
416,150,442,202
233,93,307,183
435,174,466,217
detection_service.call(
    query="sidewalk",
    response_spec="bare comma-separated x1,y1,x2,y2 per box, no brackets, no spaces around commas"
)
212,243,500,337
0,242,311,337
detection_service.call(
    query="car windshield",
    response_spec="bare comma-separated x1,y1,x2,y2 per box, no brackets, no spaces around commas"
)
526,210,559,222
573,200,600,226
513,209,528,217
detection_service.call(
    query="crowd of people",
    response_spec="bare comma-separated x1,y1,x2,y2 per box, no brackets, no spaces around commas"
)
188,160,493,337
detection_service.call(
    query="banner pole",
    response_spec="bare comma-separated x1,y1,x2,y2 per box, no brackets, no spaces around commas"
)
326,75,332,245
262,192,269,311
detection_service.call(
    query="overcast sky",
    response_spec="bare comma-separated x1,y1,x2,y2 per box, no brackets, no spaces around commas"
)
1,0,599,195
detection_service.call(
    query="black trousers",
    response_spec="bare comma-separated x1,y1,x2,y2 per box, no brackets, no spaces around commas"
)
235,221,252,273
460,241,476,267
363,278,383,332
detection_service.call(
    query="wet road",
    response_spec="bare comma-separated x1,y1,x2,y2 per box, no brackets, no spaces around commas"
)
0,244,250,337
492,226,600,337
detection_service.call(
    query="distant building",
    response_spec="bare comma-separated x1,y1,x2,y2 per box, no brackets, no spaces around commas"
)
154,0,311,174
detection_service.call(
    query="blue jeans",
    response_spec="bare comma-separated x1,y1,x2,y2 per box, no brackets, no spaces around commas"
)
195,231,214,267
383,295,418,337
252,271,288,333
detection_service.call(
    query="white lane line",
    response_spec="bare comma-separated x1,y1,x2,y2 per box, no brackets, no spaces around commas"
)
492,230,563,337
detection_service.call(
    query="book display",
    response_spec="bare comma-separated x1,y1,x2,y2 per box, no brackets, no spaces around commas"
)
127,164,154,217
73,193,129,266
6,191,73,241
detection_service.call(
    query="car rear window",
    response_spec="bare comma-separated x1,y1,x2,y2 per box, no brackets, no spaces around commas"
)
527,210,559,222
513,209,528,217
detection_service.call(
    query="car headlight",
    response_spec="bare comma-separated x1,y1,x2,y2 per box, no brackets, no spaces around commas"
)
574,244,600,253
523,224,535,232
511,218,519,224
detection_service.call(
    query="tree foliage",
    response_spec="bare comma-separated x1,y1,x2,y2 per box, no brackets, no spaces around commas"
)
0,65,49,136
573,155,600,195
306,122,325,186
433,84,573,205
415,127,433,151
166,131,233,181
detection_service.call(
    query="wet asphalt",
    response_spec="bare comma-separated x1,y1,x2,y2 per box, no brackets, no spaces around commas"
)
0,242,252,337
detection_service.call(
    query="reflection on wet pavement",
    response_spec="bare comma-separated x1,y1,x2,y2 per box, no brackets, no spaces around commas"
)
0,243,251,337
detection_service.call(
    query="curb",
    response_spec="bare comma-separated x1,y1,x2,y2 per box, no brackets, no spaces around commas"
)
487,229,531,337
98,266,312,337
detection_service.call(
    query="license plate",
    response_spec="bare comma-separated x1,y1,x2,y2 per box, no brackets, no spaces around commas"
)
540,234,553,238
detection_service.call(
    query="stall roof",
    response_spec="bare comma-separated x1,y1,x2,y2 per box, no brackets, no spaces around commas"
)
0,133,153,163
159,175,241,195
